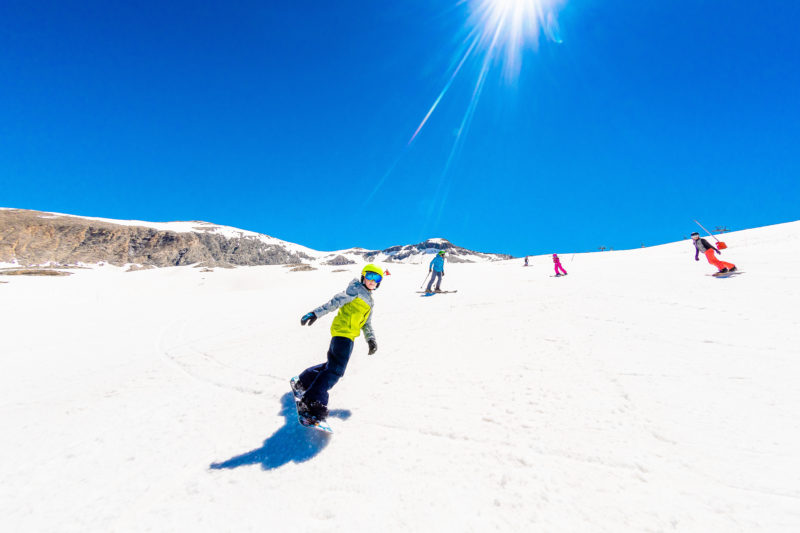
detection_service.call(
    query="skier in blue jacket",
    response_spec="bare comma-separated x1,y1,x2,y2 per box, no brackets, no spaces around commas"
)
426,250,446,293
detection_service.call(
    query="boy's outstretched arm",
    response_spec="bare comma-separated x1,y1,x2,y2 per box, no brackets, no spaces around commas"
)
299,290,354,326
313,290,355,318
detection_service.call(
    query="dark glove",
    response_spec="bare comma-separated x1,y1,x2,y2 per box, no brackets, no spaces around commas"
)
429,268,432,273
716,249,721,255
367,338,378,355
300,312,317,326
695,257,699,261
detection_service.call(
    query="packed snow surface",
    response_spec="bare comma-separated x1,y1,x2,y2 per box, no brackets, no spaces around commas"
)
2,222,799,532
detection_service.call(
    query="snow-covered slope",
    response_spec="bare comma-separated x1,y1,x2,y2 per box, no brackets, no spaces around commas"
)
1,221,799,532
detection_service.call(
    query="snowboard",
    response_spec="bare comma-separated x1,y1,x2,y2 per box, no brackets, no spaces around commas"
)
290,376,333,433
416,290,458,294
709,271,744,278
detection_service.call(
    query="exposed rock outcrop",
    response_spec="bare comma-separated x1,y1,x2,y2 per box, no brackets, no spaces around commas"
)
0,209,313,267
372,238,512,263
322,254,355,266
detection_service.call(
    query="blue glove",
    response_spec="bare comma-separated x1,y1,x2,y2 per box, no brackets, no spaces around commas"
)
300,312,317,326
367,338,378,355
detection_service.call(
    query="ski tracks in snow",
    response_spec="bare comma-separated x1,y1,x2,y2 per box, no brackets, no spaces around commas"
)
157,316,287,397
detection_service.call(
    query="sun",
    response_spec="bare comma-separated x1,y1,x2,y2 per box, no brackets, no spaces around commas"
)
469,0,564,76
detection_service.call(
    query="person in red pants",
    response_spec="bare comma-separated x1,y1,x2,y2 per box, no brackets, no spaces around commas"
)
691,232,736,273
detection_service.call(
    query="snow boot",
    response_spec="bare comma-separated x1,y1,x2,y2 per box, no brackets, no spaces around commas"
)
718,268,729,273
299,398,328,420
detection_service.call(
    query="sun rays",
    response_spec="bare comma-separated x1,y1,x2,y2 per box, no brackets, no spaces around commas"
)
365,0,566,220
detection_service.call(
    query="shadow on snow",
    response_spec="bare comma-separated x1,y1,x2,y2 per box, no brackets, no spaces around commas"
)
209,392,351,471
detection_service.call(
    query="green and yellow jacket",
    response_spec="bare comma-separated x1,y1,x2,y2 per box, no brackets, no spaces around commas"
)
312,279,376,341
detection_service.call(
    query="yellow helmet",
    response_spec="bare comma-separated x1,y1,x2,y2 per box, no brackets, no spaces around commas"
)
361,263,384,289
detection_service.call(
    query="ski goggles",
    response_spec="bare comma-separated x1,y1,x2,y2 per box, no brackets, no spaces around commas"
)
364,272,382,283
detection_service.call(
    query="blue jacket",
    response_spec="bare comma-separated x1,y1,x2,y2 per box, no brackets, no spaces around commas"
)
429,255,445,273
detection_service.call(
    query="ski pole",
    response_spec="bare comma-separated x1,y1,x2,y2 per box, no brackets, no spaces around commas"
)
420,271,430,289
693,220,720,242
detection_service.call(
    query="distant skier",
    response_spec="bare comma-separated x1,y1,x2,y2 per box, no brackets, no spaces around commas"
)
524,256,529,267
691,232,736,274
553,254,567,277
426,250,446,293
292,264,382,422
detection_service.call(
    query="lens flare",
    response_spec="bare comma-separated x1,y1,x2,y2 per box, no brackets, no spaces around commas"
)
407,39,479,146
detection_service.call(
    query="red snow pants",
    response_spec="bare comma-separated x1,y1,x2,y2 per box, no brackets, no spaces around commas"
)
704,248,735,271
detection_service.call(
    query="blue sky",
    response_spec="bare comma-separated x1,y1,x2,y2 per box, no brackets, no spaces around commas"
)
2,1,798,256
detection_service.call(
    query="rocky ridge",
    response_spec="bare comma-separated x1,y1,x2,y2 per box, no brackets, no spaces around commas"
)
0,209,312,268
0,209,513,268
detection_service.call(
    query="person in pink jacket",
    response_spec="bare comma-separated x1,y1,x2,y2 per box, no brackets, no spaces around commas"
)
553,254,567,276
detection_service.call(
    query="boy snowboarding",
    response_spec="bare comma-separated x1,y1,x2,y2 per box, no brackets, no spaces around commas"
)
691,232,737,274
292,264,381,425
426,250,446,293
552,254,567,277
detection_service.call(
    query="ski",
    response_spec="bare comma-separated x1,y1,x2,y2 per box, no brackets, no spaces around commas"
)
416,290,458,294
708,271,744,278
